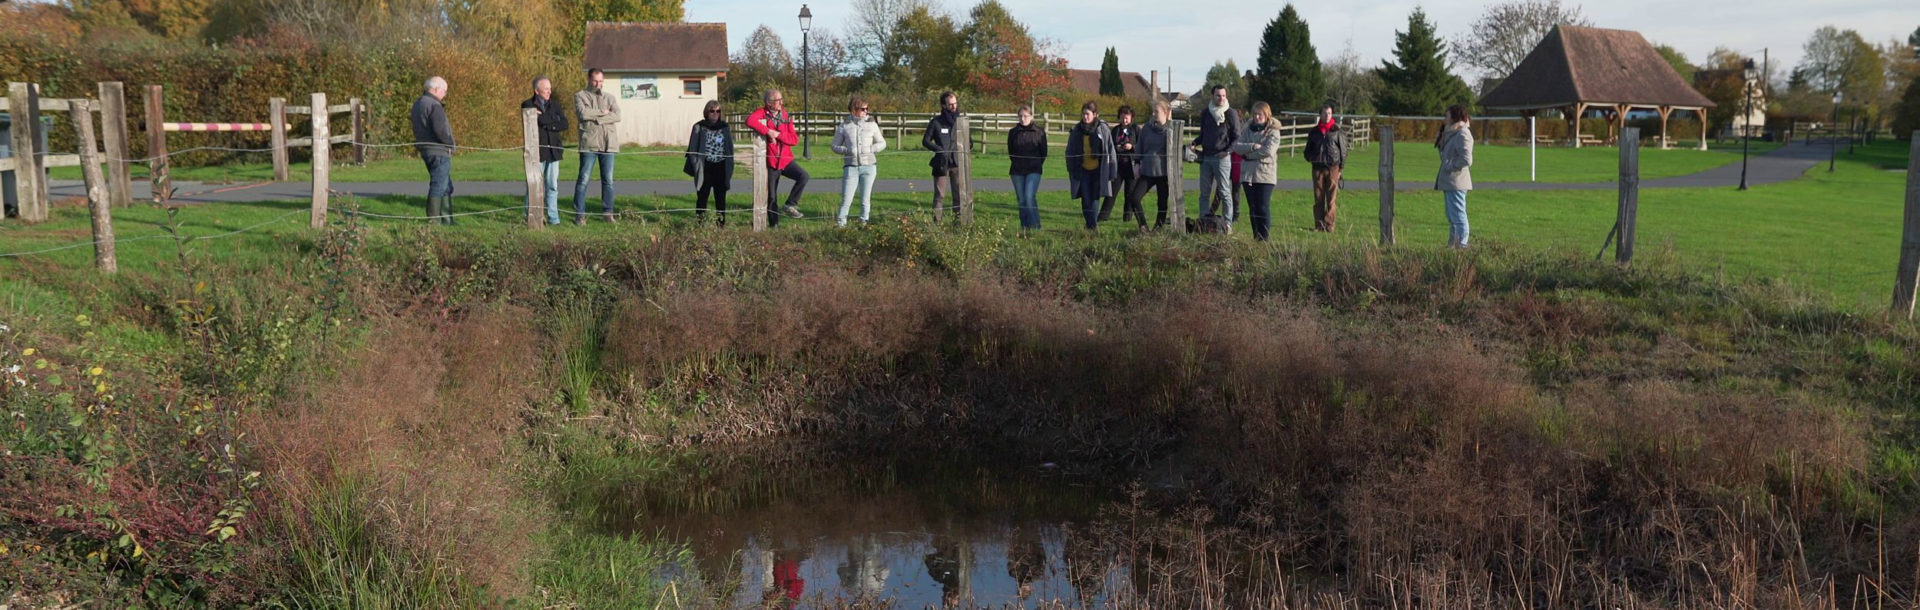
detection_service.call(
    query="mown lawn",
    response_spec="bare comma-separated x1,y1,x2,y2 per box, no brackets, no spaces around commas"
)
8,140,1910,309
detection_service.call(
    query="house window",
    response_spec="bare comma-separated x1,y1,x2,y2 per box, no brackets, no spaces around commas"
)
682,78,703,97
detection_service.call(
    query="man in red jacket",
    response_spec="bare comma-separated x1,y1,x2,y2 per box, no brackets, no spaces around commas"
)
748,89,808,227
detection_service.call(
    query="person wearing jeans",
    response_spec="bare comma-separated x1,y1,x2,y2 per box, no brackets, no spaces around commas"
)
748,89,807,227
831,96,886,226
521,76,569,225
409,76,456,225
1434,104,1475,248
1190,84,1240,222
572,67,621,223
1006,105,1049,233
1065,101,1116,232
1233,102,1282,241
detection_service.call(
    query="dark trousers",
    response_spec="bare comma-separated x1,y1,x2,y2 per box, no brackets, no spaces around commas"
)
696,161,729,225
1077,172,1104,230
766,162,808,227
1244,182,1274,241
1128,176,1168,228
1100,171,1136,221
930,166,962,223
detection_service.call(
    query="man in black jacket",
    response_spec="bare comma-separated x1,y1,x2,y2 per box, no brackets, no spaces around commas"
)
520,76,569,226
1189,84,1240,220
1302,101,1349,231
410,76,456,225
921,91,963,223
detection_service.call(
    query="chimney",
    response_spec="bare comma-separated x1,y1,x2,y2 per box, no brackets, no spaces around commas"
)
1150,71,1159,99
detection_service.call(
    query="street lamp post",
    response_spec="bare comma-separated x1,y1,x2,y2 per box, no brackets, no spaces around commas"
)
799,4,812,160
1829,92,1841,173
1738,58,1755,191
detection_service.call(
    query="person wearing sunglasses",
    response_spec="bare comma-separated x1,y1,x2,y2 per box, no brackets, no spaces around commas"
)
830,97,886,227
684,100,734,225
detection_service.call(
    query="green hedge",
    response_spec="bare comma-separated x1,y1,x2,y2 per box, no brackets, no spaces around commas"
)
1,32,552,167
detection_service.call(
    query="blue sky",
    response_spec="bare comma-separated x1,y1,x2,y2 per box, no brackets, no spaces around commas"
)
688,0,1920,93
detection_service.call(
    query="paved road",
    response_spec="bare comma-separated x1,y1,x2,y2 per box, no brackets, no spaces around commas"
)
47,140,1828,205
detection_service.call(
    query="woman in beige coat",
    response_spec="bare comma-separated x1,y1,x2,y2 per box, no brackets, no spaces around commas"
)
1434,104,1474,248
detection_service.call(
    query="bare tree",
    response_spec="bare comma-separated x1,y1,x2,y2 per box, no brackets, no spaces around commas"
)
1323,41,1381,115
843,0,940,74
793,26,851,80
1451,0,1590,81
1799,26,1885,105
733,24,795,89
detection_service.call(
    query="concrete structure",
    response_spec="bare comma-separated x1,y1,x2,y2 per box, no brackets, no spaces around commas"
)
582,22,729,146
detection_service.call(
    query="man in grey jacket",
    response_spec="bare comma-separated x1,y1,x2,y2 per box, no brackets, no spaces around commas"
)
572,67,622,224
409,76,456,225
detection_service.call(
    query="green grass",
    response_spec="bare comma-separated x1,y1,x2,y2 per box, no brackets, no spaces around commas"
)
47,141,1755,185
6,140,1909,309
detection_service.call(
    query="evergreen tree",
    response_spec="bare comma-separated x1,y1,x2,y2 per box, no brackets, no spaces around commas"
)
1250,4,1324,112
1374,8,1474,116
1100,47,1124,97
1894,73,1920,140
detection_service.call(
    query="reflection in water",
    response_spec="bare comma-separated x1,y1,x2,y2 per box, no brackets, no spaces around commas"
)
836,534,889,600
1005,527,1046,601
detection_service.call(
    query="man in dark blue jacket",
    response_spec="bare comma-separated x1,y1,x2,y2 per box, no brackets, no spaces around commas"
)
409,76,456,225
520,76,569,226
1189,84,1240,221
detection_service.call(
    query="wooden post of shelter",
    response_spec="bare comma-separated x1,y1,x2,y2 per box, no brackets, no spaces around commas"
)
144,85,169,204
1892,133,1920,317
71,99,116,273
751,139,768,232
97,82,133,208
350,97,366,165
309,92,329,229
269,97,289,181
1378,125,1395,246
521,107,543,230
1697,109,1710,151
7,82,47,221
1657,106,1673,150
955,115,974,225
1616,127,1640,264
1165,119,1186,234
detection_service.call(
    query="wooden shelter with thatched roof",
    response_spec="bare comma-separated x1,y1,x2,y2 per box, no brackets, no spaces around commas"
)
1479,25,1715,149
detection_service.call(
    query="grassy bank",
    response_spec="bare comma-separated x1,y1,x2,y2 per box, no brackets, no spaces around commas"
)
3,150,1918,606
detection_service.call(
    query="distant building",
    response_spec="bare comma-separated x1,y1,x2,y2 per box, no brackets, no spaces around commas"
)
1693,68,1770,138
582,22,728,146
1066,69,1156,101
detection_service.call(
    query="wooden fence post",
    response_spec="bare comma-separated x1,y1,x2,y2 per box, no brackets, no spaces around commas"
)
521,107,543,230
8,82,46,222
752,140,768,232
350,97,366,165
955,115,974,225
310,92,328,229
144,85,168,204
71,100,116,273
1616,127,1640,265
269,97,289,181
1166,119,1186,234
1892,132,1920,317
1378,125,1395,246
98,82,133,208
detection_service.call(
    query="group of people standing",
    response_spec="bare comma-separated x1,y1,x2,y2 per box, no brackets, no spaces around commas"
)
410,70,624,226
412,71,1476,247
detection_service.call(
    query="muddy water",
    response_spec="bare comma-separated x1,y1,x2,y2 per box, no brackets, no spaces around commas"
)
621,459,1141,608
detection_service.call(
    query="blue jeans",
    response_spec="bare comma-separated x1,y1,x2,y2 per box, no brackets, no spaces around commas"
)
839,164,876,226
540,160,560,224
1199,155,1231,219
422,155,452,199
1011,173,1043,229
1077,172,1103,230
1444,190,1470,246
572,151,616,216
